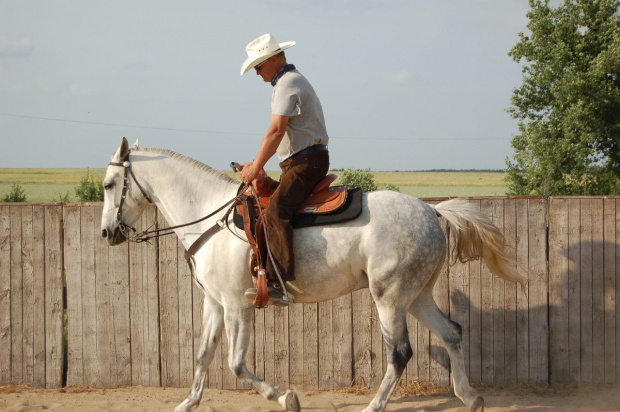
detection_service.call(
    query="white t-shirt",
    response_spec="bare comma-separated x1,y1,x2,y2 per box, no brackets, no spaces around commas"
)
271,70,329,161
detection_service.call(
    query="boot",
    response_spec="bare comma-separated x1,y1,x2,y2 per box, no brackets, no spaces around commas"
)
244,283,291,307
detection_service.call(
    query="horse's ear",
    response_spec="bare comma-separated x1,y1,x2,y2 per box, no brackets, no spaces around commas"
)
113,137,130,162
119,137,129,159
131,139,139,149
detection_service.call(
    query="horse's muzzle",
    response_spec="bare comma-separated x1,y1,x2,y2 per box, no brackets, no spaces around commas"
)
102,224,128,246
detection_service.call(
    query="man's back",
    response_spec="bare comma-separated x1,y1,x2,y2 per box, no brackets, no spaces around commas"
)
272,70,329,161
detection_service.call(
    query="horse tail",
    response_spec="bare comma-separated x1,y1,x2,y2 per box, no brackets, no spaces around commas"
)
433,198,527,290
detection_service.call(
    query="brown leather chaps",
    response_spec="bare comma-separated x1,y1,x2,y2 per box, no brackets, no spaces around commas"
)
265,150,329,282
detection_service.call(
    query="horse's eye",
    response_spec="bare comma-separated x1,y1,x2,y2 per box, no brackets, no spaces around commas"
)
103,182,114,190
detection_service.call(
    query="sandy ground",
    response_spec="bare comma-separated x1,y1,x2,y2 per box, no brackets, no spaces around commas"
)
1,385,620,412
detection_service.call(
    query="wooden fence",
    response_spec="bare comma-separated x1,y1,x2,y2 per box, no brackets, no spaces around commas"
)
0,197,618,389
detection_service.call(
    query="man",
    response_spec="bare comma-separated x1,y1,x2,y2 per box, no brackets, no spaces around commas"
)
239,33,330,304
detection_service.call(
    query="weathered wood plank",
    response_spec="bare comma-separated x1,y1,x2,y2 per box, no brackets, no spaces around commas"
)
9,206,23,384
352,290,372,387
146,208,161,386
431,239,450,386
503,198,518,384
129,210,147,385
94,205,112,387
318,300,333,389
129,212,146,385
591,199,605,383
130,206,160,386
548,198,569,383
333,294,353,388
81,206,99,385
567,198,581,382
263,306,276,387
491,199,506,384
0,205,10,385
528,197,548,383
159,221,180,387
21,206,35,385
64,206,84,385
303,302,318,389
580,199,594,382
480,199,495,385
515,199,529,383
44,205,64,388
288,301,304,388
273,305,289,390
106,204,131,387
468,199,482,384
32,206,46,386
603,198,616,384
177,240,194,387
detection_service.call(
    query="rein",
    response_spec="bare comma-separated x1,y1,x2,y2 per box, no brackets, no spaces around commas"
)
109,153,248,256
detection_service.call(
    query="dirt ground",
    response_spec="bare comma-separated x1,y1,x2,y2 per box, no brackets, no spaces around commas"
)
1,384,620,412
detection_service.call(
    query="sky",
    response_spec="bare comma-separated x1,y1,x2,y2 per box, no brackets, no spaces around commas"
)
0,0,531,171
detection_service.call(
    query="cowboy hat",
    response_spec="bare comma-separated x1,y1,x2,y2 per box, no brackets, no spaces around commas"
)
240,33,295,76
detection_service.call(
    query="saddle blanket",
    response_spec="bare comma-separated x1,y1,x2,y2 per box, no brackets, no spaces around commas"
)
233,187,363,230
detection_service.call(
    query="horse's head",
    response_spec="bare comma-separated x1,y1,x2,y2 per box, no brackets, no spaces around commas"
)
101,137,151,245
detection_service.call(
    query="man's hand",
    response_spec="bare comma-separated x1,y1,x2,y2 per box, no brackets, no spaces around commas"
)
240,162,261,185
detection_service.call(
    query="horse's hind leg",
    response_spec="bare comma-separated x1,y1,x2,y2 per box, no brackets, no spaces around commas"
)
225,305,300,412
175,296,224,412
409,289,484,412
362,301,413,412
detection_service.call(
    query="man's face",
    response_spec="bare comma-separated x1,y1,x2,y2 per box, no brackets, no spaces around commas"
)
255,57,276,82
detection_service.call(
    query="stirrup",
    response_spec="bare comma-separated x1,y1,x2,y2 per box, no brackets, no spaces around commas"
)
244,286,291,307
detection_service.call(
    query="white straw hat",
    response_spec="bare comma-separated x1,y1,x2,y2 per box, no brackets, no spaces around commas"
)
240,33,295,76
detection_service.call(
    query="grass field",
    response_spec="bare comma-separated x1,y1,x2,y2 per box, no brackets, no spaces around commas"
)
0,168,508,202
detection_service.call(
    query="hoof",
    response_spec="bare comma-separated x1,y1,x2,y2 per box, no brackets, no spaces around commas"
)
283,389,301,412
470,395,484,412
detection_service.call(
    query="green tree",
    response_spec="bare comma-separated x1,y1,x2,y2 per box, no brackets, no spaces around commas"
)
75,168,104,202
507,0,620,195
2,183,27,202
337,168,378,192
382,183,400,192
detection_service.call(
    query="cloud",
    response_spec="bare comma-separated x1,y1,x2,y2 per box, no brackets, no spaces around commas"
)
383,69,411,85
122,61,151,72
0,35,34,56
69,83,93,97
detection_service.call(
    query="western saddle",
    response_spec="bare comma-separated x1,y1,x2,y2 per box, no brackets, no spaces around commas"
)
231,163,347,308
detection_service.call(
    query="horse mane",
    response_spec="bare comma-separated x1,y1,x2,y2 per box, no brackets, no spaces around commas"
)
132,147,238,185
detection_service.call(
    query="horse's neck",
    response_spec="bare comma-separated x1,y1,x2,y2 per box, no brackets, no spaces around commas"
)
133,151,238,246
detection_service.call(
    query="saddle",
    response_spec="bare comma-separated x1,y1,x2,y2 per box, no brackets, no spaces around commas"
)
232,164,362,308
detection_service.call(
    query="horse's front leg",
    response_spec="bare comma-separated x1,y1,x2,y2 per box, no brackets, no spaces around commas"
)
225,305,301,412
174,295,224,412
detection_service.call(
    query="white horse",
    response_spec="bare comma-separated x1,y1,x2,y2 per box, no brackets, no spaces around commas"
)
101,137,525,412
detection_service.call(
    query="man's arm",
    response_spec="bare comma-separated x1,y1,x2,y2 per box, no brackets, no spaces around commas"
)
240,114,289,184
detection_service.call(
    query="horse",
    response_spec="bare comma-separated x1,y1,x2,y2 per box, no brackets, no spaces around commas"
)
100,137,525,412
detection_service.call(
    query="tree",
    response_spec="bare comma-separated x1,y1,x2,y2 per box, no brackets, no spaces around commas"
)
506,0,620,195
75,168,104,202
2,183,27,202
337,168,378,192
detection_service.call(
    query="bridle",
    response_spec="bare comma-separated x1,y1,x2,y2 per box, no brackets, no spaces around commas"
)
109,152,154,235
107,152,248,259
